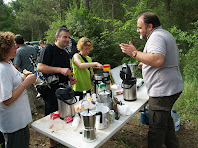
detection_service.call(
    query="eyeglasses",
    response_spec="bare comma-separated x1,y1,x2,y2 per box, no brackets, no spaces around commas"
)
84,41,91,45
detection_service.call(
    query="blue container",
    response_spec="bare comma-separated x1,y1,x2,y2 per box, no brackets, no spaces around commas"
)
140,108,149,125
171,110,180,131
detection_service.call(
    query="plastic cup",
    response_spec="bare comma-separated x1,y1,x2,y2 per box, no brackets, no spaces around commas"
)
103,64,111,73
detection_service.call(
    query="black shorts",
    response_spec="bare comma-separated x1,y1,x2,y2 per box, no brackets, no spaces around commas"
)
42,85,60,116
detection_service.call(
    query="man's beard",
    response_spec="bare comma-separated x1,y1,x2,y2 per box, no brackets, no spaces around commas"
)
140,33,147,40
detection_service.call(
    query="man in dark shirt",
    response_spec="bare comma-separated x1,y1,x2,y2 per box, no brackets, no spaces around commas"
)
37,26,77,148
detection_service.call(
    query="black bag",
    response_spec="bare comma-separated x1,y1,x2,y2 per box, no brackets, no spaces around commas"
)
36,84,51,99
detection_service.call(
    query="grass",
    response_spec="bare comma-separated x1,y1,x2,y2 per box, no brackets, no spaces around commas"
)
173,79,198,128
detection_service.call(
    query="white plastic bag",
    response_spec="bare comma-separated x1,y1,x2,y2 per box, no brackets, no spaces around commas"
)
117,104,132,116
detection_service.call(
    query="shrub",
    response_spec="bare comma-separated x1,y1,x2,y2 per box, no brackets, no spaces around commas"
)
183,42,198,81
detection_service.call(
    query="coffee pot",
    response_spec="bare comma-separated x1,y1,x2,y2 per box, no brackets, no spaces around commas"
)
55,83,77,119
80,109,102,143
120,63,137,101
94,106,110,129
122,78,137,101
93,73,104,97
102,71,111,90
120,63,132,80
97,90,113,110
93,72,112,98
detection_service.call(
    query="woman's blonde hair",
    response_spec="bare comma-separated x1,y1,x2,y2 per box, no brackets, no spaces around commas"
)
0,32,15,62
77,37,93,51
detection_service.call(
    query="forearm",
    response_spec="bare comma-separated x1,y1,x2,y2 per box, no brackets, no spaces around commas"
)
120,42,164,67
37,63,61,74
77,62,98,69
134,51,164,67
3,83,26,106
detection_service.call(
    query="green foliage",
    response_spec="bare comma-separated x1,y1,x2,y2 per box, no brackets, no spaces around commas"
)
45,1,104,49
169,26,197,54
173,80,198,128
183,43,198,81
0,1,15,32
96,1,148,68
173,27,198,127
169,0,198,30
65,2,102,39
2,0,198,128
10,0,66,41
45,19,64,44
169,21,198,76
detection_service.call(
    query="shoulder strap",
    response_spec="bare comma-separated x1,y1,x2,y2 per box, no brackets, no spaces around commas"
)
79,53,88,63
78,53,91,72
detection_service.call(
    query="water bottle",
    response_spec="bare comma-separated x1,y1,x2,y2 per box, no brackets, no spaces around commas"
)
92,93,97,102
140,107,149,125
71,113,80,131
171,110,180,131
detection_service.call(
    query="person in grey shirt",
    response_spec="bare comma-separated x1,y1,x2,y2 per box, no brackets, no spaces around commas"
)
120,12,183,148
13,34,38,114
13,35,37,73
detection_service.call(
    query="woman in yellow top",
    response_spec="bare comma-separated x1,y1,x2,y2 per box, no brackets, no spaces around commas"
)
72,37,103,100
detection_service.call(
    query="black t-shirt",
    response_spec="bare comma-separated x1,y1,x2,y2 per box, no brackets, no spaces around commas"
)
38,44,70,83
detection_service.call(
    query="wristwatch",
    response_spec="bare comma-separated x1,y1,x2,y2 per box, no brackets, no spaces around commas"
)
131,51,138,58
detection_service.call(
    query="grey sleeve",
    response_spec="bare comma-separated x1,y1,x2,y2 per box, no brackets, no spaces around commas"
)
147,34,166,57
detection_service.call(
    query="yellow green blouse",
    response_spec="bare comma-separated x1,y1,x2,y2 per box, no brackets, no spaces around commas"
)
72,53,93,92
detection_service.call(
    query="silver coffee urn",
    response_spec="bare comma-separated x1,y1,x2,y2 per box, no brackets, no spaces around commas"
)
120,63,137,101
55,83,77,119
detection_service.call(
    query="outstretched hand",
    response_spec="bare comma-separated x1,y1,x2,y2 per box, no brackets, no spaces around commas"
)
120,41,137,56
96,62,103,69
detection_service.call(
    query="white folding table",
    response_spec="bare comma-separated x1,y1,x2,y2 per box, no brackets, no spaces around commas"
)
31,81,149,148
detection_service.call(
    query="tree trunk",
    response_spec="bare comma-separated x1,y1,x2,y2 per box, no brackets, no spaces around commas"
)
37,22,41,40
101,0,105,30
59,0,63,20
31,27,34,41
165,0,171,27
111,0,114,19
82,0,90,10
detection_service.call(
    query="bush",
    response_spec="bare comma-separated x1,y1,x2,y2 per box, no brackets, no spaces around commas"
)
173,79,198,128
183,42,198,81
173,42,198,128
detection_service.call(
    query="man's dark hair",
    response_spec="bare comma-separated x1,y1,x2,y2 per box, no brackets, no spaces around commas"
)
139,12,161,28
59,25,67,29
15,34,24,44
55,25,69,37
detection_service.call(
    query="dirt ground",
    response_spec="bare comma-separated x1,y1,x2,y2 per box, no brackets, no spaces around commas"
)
29,105,198,148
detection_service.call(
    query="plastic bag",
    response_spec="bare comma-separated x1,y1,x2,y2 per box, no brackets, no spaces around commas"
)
117,104,132,116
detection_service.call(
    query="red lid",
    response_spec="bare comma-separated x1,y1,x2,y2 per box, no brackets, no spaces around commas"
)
103,64,110,68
